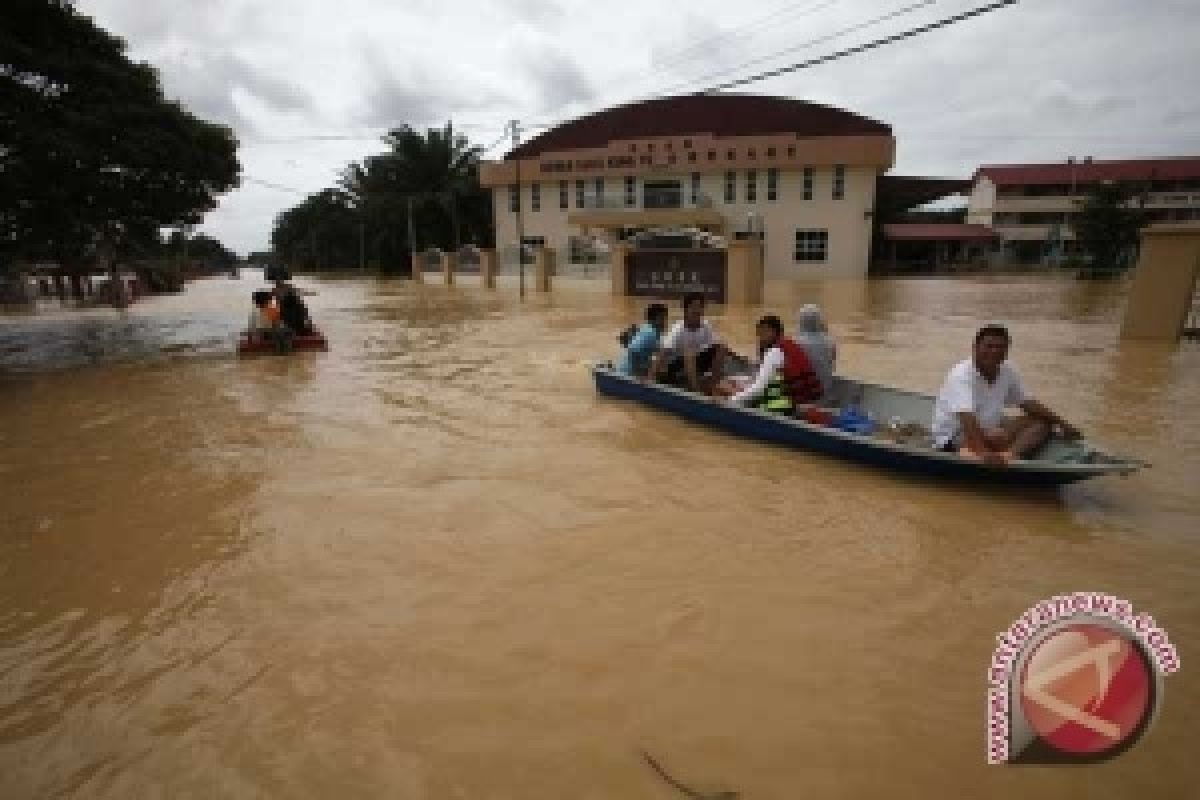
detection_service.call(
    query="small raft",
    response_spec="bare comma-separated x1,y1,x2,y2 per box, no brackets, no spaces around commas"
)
237,331,328,356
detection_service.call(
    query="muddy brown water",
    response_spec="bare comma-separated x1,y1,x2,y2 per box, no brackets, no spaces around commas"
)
1,271,1198,798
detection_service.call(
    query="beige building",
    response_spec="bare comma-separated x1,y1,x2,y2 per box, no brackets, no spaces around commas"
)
966,157,1200,264
479,94,895,279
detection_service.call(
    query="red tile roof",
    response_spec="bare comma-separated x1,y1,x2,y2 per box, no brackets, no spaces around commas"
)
508,94,891,159
882,223,998,241
975,158,1200,186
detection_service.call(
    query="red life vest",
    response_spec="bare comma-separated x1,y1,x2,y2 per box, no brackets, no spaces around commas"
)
777,336,823,403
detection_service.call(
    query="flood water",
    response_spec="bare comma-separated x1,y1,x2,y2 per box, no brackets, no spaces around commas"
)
1,271,1197,798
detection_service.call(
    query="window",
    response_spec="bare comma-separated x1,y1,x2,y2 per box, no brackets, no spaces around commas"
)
707,150,716,161
668,154,677,165
623,176,636,207
559,180,568,210
746,170,757,203
690,172,701,205
594,177,604,204
644,180,682,209
766,168,778,202
687,151,697,163
794,229,829,262
530,182,541,212
508,184,520,213
648,142,655,152
520,235,545,265
802,167,814,201
630,143,637,153
726,149,736,161
724,170,736,203
665,140,673,151
683,139,692,148
575,179,585,208
787,146,796,158
767,147,776,158
748,148,757,160
833,164,846,200
640,155,652,166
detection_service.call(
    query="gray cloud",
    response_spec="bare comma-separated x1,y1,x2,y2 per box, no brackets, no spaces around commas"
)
155,51,312,133
520,48,594,115
70,0,1200,253
508,0,566,26
357,47,511,129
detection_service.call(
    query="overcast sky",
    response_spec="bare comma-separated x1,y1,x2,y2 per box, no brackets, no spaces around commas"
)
76,0,1200,254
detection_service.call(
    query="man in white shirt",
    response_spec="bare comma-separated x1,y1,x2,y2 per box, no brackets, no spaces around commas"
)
931,325,1080,464
646,292,728,392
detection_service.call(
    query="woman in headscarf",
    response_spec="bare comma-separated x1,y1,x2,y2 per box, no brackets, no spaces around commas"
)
794,304,837,399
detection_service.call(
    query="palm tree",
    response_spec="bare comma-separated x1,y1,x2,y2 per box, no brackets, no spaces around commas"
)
341,122,488,256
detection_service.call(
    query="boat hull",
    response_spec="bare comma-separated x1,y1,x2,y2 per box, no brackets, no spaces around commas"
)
592,365,1137,487
238,332,328,355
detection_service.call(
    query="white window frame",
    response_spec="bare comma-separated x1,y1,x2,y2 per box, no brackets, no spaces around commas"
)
794,229,829,262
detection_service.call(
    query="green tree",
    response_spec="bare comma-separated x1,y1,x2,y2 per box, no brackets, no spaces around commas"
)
271,123,493,275
270,189,360,270
1070,182,1148,277
0,0,240,282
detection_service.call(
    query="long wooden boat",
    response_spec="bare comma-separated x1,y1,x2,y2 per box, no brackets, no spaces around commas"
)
591,362,1144,487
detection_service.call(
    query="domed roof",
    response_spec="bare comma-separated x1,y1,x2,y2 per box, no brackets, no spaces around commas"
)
508,94,890,160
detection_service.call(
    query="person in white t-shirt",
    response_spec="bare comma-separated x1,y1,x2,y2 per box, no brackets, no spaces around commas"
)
931,325,1080,464
646,292,729,392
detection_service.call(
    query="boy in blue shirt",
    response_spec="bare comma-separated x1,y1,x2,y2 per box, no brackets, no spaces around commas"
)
617,302,669,377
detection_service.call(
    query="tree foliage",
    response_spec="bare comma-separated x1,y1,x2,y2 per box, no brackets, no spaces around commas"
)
1070,182,1148,275
271,123,492,273
0,0,241,273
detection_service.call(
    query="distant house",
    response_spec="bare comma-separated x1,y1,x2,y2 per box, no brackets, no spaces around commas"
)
966,157,1200,264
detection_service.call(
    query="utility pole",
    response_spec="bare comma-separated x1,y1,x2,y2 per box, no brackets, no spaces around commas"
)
358,218,366,271
511,119,525,299
407,195,417,279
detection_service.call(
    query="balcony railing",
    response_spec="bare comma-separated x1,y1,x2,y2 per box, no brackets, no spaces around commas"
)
575,193,715,211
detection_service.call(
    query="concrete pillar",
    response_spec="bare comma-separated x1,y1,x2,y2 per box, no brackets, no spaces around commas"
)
441,251,457,286
1120,223,1200,341
725,240,765,306
610,243,629,296
534,248,555,292
480,249,497,289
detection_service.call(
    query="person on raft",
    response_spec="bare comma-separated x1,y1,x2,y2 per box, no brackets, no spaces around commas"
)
714,314,823,414
931,324,1081,464
246,290,293,353
266,266,315,336
617,302,669,378
645,292,730,392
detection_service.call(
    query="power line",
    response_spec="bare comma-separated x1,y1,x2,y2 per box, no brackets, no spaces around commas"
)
480,129,512,153
649,0,840,73
696,0,1020,94
651,0,938,98
243,176,308,194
